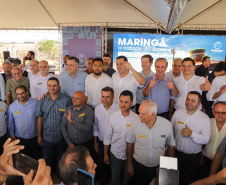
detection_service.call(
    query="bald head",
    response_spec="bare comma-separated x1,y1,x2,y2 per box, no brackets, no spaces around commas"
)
39,60,49,76
30,60,39,73
72,91,86,109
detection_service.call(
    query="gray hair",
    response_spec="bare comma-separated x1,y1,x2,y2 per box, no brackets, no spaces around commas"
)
142,100,157,115
2,61,13,68
155,58,168,67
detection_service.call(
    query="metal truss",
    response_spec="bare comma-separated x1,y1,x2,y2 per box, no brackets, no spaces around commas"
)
177,24,226,31
102,27,107,57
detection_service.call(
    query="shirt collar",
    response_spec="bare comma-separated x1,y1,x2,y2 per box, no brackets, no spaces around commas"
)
74,104,86,111
46,92,62,100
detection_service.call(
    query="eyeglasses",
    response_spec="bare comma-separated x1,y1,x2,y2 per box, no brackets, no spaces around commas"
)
214,111,226,115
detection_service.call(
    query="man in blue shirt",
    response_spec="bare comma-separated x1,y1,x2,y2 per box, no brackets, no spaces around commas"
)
8,85,40,159
36,77,72,177
143,58,179,119
58,56,87,98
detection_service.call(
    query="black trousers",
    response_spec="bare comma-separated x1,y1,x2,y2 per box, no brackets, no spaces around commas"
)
176,149,201,185
16,136,41,160
132,158,158,185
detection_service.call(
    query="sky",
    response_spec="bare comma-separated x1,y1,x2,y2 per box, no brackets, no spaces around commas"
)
0,30,58,43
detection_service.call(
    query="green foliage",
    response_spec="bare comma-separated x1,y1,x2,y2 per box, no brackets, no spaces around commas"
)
38,39,57,52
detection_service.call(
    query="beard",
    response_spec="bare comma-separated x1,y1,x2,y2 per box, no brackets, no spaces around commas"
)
94,71,102,76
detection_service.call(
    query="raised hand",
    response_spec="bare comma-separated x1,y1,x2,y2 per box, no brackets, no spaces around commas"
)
149,76,156,88
64,110,74,123
181,124,192,137
203,76,211,91
167,77,174,89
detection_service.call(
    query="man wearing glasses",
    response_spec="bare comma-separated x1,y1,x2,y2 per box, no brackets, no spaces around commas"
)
8,85,40,160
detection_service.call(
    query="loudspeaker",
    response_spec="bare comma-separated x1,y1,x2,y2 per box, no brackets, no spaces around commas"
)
3,51,10,61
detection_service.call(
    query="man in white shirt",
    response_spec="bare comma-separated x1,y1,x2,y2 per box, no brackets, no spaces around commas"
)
28,60,40,94
94,87,119,185
85,58,112,108
174,57,211,110
206,72,226,104
104,90,139,185
165,58,182,120
126,100,175,185
112,56,145,112
136,54,155,113
171,91,211,185
202,101,226,176
31,60,55,100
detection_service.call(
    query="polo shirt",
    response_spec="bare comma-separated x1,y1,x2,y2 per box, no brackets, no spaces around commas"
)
206,75,226,103
171,109,211,154
6,77,30,102
174,75,205,110
94,103,119,141
103,66,116,77
85,73,112,107
0,102,7,137
136,70,155,104
203,118,226,160
126,116,175,167
59,70,87,98
112,72,139,106
62,104,94,145
104,110,139,160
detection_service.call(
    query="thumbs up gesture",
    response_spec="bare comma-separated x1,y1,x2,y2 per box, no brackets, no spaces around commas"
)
181,124,192,137
167,77,174,90
203,76,211,91
149,76,156,88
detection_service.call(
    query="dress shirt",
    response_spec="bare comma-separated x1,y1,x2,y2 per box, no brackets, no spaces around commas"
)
174,75,205,110
112,72,139,106
126,116,175,167
216,135,226,168
6,77,30,102
85,73,112,107
62,104,94,145
31,74,55,100
206,76,226,102
59,70,87,98
195,64,209,77
104,110,139,160
8,98,38,139
143,75,179,114
136,71,155,104
103,66,116,77
171,109,211,154
35,92,72,143
94,103,119,141
165,70,182,81
2,73,13,84
203,118,226,160
62,63,67,73
0,75,6,101
23,61,30,71
28,71,41,81
0,102,7,137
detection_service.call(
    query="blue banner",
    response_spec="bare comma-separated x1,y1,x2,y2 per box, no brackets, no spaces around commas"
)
113,33,226,72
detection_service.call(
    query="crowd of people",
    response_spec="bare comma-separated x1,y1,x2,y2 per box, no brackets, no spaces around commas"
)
0,51,225,185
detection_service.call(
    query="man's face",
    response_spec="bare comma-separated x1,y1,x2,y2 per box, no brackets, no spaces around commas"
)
205,58,211,67
16,88,28,103
3,63,12,75
39,61,49,75
103,57,111,65
101,91,114,107
141,57,152,71
213,104,226,123
116,58,127,75
86,155,97,177
155,60,167,77
12,69,22,81
185,94,200,112
64,55,69,64
47,80,59,95
12,63,18,68
30,60,39,73
138,103,154,124
172,59,182,74
66,59,78,75
86,59,93,71
119,95,133,112
92,61,103,76
182,60,195,76
72,92,85,108
27,52,33,60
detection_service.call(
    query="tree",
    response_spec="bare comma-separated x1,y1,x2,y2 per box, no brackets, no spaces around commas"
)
37,39,59,59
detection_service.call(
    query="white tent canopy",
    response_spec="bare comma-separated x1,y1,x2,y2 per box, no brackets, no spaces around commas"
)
0,0,225,32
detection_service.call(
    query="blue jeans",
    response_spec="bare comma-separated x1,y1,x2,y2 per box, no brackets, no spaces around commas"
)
42,139,67,177
110,152,130,185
